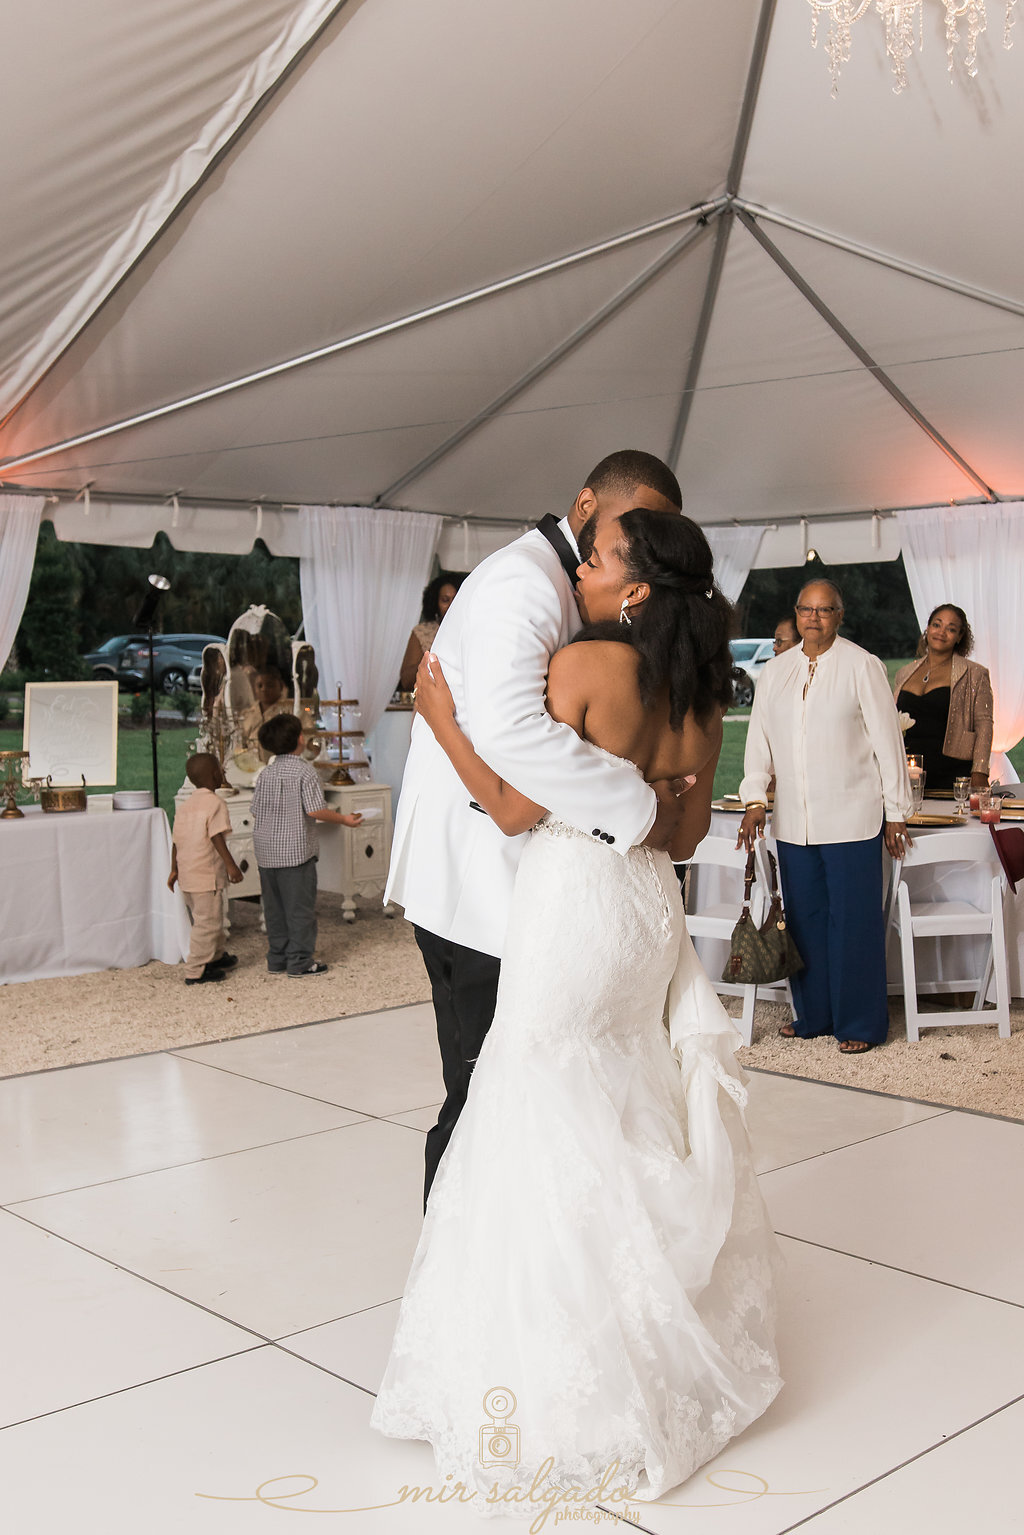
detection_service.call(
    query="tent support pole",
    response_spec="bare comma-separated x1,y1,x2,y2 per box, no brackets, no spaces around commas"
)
665,0,773,473
372,217,717,507
0,202,726,479
726,0,778,196
666,210,732,473
737,209,998,503
733,201,1024,322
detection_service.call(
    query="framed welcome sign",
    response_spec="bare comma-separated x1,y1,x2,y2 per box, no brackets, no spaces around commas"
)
24,681,119,786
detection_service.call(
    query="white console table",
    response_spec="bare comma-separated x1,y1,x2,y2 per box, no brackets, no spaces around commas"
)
175,778,393,923
320,780,394,920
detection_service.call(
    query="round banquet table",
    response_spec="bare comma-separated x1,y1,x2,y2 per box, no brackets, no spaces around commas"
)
0,804,190,985
691,802,1024,1001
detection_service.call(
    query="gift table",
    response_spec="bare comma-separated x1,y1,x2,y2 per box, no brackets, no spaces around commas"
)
0,805,190,985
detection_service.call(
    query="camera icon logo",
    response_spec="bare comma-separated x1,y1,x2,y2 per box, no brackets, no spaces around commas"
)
478,1386,520,1469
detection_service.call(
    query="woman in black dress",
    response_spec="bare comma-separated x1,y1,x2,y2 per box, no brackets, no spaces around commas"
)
892,604,993,793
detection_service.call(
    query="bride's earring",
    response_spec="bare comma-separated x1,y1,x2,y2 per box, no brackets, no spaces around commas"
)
619,599,632,627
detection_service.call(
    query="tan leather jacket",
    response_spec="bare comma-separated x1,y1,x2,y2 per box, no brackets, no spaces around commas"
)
892,654,993,776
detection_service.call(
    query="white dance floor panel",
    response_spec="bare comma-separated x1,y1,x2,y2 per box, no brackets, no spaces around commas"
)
1,1003,1021,1533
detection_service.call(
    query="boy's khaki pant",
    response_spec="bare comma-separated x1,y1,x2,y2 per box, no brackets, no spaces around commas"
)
183,888,226,980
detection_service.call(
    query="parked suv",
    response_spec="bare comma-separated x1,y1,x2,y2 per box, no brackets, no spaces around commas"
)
83,634,147,682
118,633,226,694
729,638,774,708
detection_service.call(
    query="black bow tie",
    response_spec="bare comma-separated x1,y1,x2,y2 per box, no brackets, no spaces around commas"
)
535,515,579,589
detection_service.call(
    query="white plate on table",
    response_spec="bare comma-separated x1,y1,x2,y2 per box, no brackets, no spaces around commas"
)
112,790,154,811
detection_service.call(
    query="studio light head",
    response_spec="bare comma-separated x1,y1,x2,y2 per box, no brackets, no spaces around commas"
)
132,573,171,628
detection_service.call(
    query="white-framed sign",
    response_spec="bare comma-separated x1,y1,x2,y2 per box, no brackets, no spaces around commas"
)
24,681,119,786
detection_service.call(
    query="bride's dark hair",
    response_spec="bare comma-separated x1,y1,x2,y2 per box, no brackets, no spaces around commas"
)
577,509,735,729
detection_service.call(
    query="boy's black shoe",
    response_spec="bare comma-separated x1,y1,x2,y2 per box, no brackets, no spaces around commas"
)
209,952,238,970
290,961,328,977
185,968,226,986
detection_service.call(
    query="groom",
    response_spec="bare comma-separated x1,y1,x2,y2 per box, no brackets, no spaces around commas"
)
385,450,685,1205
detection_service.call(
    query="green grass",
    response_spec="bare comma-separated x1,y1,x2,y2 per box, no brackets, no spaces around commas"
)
6,673,1023,824
715,721,748,799
0,723,195,825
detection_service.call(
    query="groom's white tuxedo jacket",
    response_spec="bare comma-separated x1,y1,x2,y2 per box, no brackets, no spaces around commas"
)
385,521,658,959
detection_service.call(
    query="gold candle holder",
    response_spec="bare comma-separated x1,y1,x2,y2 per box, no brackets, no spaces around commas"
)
0,749,30,819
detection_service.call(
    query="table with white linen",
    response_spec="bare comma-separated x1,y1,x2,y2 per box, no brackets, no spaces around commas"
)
0,804,190,985
365,704,413,830
691,805,1024,999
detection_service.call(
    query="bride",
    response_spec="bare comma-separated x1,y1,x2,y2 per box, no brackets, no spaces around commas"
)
371,508,782,1512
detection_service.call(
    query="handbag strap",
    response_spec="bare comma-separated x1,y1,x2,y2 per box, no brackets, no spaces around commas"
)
741,849,756,912
765,848,788,920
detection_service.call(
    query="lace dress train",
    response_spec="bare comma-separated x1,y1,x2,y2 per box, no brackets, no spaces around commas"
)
371,813,782,1509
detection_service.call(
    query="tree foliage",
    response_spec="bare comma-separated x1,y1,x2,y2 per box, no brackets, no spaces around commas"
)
11,526,303,679
735,554,921,659
15,523,88,677
74,532,302,644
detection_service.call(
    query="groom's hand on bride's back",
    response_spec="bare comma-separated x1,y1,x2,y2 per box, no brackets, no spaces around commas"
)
643,775,698,852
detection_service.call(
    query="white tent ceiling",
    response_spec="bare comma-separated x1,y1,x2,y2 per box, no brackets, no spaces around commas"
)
2,0,1022,566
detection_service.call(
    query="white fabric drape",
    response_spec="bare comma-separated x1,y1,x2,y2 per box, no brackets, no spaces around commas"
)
0,494,44,671
896,502,1024,782
704,524,766,605
298,505,442,741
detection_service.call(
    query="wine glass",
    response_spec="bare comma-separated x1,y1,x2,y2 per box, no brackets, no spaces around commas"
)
953,775,971,819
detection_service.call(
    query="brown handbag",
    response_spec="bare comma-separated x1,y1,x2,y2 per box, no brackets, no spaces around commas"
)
756,849,804,981
722,850,803,985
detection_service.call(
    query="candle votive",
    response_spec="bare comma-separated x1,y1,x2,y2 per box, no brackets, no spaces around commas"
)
979,791,1002,824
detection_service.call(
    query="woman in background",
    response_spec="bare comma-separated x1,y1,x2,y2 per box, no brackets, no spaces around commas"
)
397,571,467,692
773,615,799,654
738,580,912,1055
893,604,992,792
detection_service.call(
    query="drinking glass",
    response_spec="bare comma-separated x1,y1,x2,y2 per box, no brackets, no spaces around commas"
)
953,775,971,818
979,790,1002,825
906,754,925,813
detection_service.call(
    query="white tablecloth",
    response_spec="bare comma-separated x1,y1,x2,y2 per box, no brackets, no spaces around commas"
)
693,807,1024,999
366,706,412,828
0,805,190,985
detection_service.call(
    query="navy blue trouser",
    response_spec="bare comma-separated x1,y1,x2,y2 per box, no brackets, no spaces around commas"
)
776,833,889,1045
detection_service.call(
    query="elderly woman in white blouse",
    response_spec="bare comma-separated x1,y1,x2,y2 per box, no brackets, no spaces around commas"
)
736,580,913,1055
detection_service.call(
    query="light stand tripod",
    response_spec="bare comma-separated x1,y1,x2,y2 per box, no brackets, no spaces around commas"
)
132,574,171,808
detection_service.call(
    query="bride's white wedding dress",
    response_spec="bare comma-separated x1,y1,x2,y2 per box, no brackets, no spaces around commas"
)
372,776,782,1510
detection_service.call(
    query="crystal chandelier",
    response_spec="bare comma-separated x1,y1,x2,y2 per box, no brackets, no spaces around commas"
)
808,1,1018,94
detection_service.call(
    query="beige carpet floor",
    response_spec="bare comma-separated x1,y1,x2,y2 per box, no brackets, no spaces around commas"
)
729,996,1023,1120
3,903,1021,1119
1,895,430,1079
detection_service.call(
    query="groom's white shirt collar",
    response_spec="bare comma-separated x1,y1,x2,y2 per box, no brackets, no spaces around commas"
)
557,515,581,561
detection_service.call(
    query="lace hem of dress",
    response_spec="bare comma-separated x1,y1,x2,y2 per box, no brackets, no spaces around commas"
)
372,1372,782,1519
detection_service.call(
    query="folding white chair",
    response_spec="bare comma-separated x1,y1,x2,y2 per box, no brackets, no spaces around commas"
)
889,831,1011,1041
685,835,792,1045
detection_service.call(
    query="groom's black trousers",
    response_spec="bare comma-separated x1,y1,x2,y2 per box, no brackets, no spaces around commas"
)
414,926,501,1211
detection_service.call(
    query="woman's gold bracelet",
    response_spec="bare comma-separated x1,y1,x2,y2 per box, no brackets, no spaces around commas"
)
744,801,767,812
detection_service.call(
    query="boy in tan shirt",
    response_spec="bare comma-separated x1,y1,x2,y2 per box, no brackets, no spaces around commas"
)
169,754,244,985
